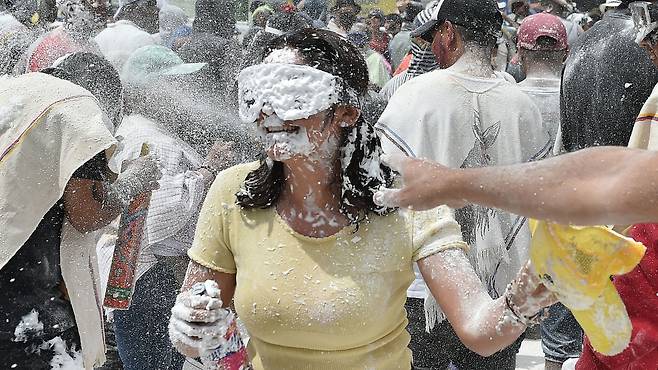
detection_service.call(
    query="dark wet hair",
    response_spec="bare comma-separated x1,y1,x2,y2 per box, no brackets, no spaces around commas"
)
242,9,312,69
511,1,527,11
453,24,498,49
236,28,395,225
403,2,423,23
269,6,312,33
41,52,123,127
115,0,159,34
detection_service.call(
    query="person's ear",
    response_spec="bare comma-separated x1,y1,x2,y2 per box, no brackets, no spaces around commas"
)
333,105,361,127
444,21,457,45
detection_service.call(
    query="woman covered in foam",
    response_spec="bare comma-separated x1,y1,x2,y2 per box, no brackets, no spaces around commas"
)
168,28,556,369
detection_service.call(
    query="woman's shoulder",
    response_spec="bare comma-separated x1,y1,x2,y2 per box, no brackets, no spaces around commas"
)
207,161,261,202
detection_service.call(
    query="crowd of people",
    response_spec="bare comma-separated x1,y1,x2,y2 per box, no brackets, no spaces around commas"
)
1,0,658,369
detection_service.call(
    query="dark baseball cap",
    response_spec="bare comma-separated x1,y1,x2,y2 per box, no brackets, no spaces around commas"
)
410,0,503,41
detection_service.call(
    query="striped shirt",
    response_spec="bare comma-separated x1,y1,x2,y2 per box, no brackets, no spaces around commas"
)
380,41,439,100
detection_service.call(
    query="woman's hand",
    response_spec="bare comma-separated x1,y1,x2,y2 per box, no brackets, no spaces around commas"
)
512,261,558,316
168,280,233,358
420,250,556,357
501,261,558,329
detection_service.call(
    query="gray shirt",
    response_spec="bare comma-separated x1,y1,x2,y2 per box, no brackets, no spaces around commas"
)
388,30,411,70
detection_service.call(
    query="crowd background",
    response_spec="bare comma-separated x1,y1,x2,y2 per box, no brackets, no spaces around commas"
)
1,0,657,369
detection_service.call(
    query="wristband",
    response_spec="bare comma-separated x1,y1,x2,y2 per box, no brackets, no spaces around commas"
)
495,280,547,334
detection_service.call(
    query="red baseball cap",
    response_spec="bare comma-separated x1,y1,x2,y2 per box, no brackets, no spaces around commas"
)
517,13,568,51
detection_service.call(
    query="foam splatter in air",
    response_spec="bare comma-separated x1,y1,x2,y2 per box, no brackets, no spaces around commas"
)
13,309,44,342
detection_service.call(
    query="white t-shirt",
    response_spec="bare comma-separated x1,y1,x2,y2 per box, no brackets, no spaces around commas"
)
111,114,205,258
94,20,156,71
376,67,552,307
518,76,561,144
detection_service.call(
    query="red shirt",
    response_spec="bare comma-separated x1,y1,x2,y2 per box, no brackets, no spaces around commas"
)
577,223,658,370
393,53,412,76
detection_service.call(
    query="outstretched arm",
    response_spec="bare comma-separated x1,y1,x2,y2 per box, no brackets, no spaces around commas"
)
375,147,658,225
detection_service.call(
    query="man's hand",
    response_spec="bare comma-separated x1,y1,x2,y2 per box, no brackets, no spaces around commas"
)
107,154,162,206
373,154,466,210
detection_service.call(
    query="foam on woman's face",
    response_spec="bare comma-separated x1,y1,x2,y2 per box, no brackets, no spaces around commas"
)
246,47,344,162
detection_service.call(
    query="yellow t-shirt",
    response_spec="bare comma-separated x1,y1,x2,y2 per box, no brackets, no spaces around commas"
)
188,162,467,370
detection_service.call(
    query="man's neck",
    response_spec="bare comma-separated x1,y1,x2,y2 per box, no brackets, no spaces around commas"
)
525,64,562,80
448,46,495,78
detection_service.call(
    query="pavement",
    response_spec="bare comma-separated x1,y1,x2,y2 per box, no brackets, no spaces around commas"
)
516,338,545,370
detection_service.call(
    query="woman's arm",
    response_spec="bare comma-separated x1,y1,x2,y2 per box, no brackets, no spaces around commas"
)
172,261,237,358
418,249,554,356
181,261,237,309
